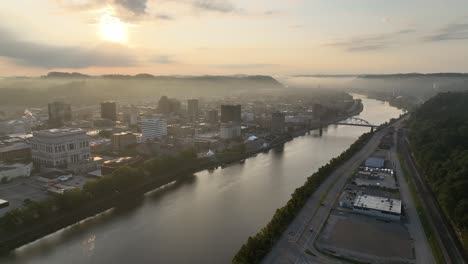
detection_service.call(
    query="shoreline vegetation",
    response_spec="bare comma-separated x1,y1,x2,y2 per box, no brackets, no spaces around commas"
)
232,130,375,264
0,101,364,255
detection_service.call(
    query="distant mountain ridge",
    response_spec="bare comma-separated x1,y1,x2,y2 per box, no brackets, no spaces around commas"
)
43,71,281,82
359,73,468,79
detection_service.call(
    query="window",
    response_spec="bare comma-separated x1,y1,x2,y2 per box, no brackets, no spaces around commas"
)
69,143,75,150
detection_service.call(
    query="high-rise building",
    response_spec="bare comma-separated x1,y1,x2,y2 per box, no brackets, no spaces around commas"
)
101,101,118,121
220,105,241,123
158,96,181,114
31,128,91,169
139,118,167,142
187,99,199,119
207,110,219,123
169,99,181,113
48,101,72,127
157,96,170,113
271,112,285,134
111,132,137,152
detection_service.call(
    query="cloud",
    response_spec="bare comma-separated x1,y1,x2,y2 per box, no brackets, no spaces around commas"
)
0,27,138,68
327,29,415,52
424,22,468,42
192,0,238,13
114,0,147,15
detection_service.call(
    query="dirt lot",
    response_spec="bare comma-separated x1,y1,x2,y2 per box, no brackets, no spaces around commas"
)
317,211,414,263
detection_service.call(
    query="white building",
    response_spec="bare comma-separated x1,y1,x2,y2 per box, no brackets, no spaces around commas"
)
352,194,402,221
0,162,33,181
31,128,92,170
139,118,167,142
220,122,241,139
365,157,385,168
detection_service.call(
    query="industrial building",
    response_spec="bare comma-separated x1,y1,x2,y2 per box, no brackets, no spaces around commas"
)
139,118,167,142
31,128,92,171
339,191,402,221
364,157,385,168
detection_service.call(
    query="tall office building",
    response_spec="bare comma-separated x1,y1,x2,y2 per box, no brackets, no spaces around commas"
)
271,112,285,134
187,99,199,118
101,101,118,121
207,110,219,123
139,118,167,142
31,128,91,169
157,96,170,113
158,96,181,114
48,101,71,127
220,105,241,123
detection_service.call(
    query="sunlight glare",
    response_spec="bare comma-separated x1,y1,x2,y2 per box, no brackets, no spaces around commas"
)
98,9,127,44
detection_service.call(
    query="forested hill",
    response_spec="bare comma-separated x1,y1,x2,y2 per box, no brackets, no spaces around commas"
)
407,92,468,236
0,73,283,107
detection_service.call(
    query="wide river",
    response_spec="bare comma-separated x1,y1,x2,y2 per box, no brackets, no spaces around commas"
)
3,94,403,264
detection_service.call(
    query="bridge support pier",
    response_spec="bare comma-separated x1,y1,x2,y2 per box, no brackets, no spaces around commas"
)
371,127,374,133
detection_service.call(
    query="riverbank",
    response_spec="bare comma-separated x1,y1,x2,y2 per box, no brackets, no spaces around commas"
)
0,100,364,255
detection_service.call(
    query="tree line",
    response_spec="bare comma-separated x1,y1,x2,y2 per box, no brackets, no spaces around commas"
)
407,92,468,239
0,149,197,234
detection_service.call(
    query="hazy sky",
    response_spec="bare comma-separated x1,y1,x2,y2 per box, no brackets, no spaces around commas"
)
1,0,468,75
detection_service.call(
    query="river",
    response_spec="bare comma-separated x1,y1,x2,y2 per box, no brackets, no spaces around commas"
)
2,94,403,264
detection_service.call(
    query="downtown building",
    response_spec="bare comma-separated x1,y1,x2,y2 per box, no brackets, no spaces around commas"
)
48,101,72,127
220,105,241,123
271,112,285,134
31,128,94,172
187,99,199,119
139,118,167,142
101,101,118,121
111,132,137,152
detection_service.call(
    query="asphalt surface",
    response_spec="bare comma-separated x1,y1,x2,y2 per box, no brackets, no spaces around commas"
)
399,130,467,264
391,129,435,264
262,120,436,264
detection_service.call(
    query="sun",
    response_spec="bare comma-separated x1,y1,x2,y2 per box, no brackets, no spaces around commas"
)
98,12,127,43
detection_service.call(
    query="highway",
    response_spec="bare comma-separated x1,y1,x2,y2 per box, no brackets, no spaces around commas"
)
399,130,467,264
262,119,436,264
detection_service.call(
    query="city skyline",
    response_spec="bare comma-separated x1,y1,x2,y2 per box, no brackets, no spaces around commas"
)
1,0,468,76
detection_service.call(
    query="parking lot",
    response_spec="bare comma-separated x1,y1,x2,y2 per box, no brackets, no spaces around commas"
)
0,174,90,217
317,211,414,263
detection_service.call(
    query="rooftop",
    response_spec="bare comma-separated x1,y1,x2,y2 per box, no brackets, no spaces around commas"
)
353,194,402,214
33,128,86,137
0,141,30,152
